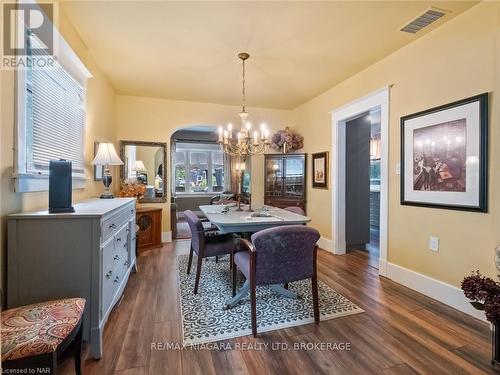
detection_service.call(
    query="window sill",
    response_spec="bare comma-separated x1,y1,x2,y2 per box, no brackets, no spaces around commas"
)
13,173,86,193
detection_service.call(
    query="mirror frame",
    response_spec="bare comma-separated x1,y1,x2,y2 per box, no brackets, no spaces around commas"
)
119,140,168,203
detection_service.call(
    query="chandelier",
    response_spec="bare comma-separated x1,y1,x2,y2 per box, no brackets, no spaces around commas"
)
218,53,270,157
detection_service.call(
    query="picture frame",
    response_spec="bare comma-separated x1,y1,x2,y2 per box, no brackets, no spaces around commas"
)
312,151,329,189
400,93,488,212
93,141,104,181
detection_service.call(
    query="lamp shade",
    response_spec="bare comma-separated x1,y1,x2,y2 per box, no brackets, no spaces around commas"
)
133,160,147,173
91,142,123,166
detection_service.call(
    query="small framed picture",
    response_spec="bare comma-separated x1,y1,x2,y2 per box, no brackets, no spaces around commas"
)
312,151,328,189
93,141,104,181
401,93,488,212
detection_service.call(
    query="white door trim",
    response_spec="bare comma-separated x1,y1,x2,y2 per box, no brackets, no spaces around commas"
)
330,87,390,276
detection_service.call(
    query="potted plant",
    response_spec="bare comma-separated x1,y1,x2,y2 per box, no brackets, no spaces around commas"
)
461,271,500,365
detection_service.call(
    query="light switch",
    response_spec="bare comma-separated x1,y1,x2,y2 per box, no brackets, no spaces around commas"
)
395,163,401,175
429,237,439,252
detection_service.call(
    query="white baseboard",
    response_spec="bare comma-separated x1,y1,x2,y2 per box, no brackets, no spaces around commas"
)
317,237,334,253
386,262,486,322
162,231,172,243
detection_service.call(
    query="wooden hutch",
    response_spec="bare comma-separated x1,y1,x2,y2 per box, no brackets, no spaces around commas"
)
264,153,307,212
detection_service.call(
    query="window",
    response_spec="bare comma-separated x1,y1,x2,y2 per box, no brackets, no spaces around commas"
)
370,160,381,191
174,142,225,193
15,22,91,192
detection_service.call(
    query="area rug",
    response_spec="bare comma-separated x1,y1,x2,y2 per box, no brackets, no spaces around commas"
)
177,255,364,345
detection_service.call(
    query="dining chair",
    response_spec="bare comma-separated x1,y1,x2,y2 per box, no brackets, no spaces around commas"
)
184,210,235,294
283,206,305,216
232,225,321,336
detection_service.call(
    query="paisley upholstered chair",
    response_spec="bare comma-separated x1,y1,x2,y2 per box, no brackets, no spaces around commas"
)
184,210,235,294
283,206,306,216
2,298,85,374
232,225,320,336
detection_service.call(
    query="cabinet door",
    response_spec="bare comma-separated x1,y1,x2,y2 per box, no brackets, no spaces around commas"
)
101,238,115,318
128,218,136,266
284,155,306,199
265,156,284,197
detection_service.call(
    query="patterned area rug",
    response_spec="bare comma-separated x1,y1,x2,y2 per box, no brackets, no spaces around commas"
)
177,255,364,345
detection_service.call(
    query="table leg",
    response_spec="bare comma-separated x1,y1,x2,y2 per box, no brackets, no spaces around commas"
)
224,282,298,310
270,285,298,299
224,280,250,309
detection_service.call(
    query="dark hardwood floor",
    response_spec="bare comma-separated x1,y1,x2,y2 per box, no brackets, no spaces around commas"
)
58,240,498,375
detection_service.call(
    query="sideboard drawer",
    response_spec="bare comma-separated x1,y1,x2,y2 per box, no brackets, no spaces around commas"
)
101,204,135,242
114,224,128,249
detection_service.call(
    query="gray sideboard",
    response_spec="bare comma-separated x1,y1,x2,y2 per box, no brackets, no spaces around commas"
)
7,198,137,359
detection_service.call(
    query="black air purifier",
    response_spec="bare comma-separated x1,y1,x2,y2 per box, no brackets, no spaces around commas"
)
49,159,75,214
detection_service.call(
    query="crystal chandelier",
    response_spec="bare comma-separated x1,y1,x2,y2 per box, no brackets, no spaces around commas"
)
218,53,270,156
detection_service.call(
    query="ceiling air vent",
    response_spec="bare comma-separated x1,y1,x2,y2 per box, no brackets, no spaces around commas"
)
400,8,448,34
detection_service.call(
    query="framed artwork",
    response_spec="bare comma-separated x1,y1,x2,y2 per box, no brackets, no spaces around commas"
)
312,151,328,189
93,141,104,181
401,93,488,212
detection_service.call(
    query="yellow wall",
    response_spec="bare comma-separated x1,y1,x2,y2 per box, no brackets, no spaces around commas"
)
0,6,118,297
115,95,293,232
292,2,499,287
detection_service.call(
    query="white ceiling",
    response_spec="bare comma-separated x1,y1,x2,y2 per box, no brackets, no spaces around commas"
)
61,1,477,109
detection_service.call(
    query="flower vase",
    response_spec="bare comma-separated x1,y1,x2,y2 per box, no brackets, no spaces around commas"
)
282,142,288,154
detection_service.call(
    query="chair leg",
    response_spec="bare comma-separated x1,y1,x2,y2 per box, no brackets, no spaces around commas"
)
215,256,219,263
187,245,193,274
232,259,237,297
74,323,83,375
250,276,257,337
311,275,319,324
284,282,289,290
194,256,203,294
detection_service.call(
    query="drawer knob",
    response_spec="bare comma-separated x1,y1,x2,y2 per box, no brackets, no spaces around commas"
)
114,276,120,284
116,238,122,242
114,255,120,261
124,261,130,267
106,270,112,279
109,223,117,229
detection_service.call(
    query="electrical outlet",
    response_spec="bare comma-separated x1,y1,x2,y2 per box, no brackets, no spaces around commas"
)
429,236,439,252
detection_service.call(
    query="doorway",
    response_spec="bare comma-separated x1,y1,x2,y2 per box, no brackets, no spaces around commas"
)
331,88,389,276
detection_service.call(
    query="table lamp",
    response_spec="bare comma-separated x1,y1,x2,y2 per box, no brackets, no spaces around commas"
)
91,142,124,199
133,160,147,175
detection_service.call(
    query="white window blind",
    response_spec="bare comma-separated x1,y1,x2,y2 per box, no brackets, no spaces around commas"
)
26,32,85,176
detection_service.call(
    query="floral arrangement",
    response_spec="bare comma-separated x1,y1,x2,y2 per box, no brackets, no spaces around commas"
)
271,127,304,153
117,180,147,199
461,270,500,324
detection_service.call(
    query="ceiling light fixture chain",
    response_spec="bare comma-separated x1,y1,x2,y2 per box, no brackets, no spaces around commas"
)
242,55,246,113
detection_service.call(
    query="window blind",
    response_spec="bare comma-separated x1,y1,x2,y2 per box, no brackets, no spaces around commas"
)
25,32,85,175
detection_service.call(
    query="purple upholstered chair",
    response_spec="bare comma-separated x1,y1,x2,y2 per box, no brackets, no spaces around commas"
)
184,210,235,294
233,225,321,336
283,206,305,216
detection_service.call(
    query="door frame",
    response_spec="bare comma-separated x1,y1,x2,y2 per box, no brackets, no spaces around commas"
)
330,87,389,276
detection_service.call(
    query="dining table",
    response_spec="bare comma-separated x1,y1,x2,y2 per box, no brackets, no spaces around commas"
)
198,204,311,234
198,204,311,309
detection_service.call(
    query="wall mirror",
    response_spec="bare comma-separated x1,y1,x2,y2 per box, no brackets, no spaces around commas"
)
120,141,167,203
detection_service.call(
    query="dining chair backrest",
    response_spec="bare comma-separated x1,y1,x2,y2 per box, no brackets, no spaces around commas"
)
250,225,320,285
283,206,305,216
184,210,205,254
